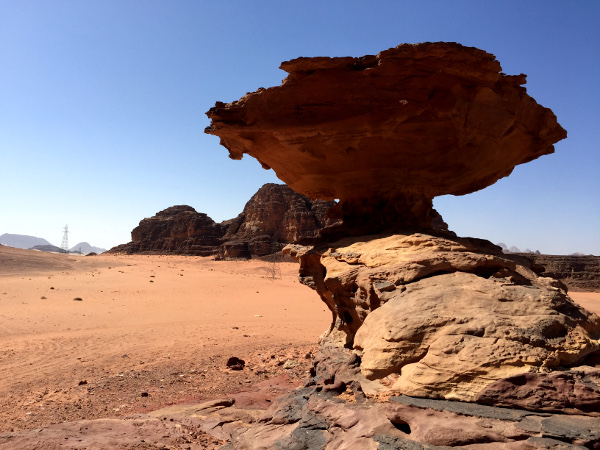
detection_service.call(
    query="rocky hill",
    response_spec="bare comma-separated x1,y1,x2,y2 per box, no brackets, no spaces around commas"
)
108,205,224,256
70,242,107,255
107,184,336,258
218,183,336,258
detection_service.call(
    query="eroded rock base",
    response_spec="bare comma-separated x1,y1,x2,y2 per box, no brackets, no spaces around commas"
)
285,232,600,405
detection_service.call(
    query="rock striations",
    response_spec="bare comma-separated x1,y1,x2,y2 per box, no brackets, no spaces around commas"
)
107,184,335,258
205,42,600,447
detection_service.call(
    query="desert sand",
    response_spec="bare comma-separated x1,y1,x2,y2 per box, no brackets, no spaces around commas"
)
0,246,330,433
1,245,599,436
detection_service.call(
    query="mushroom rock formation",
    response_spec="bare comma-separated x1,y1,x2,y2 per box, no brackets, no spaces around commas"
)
206,42,599,414
206,42,566,234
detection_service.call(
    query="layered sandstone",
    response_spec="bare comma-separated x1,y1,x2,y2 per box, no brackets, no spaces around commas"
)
206,42,566,233
286,233,600,405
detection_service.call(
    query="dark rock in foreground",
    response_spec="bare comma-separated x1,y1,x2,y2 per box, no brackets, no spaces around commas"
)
5,373,599,449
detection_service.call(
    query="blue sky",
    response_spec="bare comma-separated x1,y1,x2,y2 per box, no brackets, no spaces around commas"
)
1,1,598,254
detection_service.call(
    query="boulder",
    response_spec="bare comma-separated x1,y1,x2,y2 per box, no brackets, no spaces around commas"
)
286,232,600,408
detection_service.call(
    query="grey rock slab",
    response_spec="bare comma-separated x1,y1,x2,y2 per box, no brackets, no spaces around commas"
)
390,395,547,421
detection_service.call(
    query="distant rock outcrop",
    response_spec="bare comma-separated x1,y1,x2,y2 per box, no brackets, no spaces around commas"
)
107,184,336,258
30,244,66,253
218,183,336,259
108,205,224,256
524,253,600,292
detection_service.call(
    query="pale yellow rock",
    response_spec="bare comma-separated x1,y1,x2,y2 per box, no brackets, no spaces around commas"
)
353,272,600,400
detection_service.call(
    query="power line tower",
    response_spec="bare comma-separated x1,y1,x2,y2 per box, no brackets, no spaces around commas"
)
60,225,69,254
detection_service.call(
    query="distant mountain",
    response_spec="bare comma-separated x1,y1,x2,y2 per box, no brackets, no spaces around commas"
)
497,243,541,254
70,242,106,255
0,233,53,249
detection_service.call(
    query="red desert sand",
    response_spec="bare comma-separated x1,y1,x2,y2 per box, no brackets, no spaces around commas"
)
0,246,331,432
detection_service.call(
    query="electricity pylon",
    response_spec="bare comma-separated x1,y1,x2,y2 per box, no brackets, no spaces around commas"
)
60,225,69,254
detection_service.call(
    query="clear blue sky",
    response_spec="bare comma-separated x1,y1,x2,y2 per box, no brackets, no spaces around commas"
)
1,1,598,254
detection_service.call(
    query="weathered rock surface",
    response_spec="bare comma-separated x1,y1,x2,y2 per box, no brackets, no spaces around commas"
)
0,415,226,449
524,254,600,292
107,184,335,258
4,367,600,449
218,183,336,259
206,42,566,234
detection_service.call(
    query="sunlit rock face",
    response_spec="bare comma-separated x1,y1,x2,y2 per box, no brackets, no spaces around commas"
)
205,42,600,412
206,42,566,233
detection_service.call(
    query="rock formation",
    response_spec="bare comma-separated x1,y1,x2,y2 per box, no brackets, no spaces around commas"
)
286,233,600,408
108,205,224,256
107,184,335,258
524,253,600,292
218,183,336,259
206,40,600,444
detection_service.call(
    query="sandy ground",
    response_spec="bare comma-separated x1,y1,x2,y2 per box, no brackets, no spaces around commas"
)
0,246,331,433
1,246,599,436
